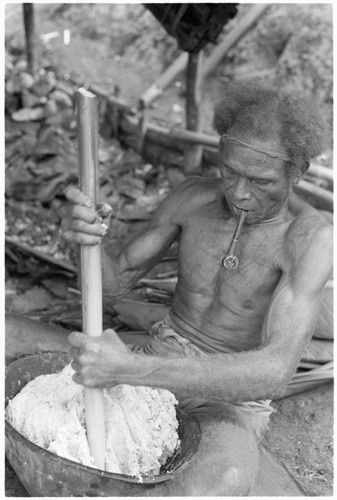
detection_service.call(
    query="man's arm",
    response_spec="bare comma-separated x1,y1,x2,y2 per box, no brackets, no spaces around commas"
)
62,184,189,302
69,222,332,402
101,211,179,302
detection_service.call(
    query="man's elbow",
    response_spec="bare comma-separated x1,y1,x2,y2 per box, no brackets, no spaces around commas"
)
265,360,292,399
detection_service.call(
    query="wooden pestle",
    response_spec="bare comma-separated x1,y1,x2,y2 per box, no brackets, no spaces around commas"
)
77,88,106,470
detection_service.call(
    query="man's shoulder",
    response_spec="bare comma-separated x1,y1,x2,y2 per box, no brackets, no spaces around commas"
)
168,176,221,211
173,176,220,196
287,195,332,241
284,196,333,278
153,176,221,225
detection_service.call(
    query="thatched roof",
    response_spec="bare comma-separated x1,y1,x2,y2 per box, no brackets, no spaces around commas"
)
144,3,238,52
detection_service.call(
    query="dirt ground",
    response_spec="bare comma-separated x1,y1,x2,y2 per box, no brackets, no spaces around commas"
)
5,3,333,497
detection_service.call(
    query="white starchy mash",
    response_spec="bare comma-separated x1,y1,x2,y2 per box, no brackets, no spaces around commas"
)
6,364,180,478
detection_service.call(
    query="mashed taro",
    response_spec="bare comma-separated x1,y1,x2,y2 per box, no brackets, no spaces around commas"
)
6,364,180,478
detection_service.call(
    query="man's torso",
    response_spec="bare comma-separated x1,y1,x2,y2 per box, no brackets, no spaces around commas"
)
167,178,323,353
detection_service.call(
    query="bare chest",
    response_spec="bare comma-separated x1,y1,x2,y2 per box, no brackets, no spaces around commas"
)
177,210,284,308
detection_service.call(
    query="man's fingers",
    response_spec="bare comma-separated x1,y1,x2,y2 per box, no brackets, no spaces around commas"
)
67,204,98,224
68,331,88,348
96,202,113,218
64,186,92,207
70,359,80,372
62,230,102,246
72,371,83,385
102,328,121,342
66,218,108,236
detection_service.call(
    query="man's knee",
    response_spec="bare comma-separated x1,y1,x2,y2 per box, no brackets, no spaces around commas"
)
221,466,252,496
185,465,252,496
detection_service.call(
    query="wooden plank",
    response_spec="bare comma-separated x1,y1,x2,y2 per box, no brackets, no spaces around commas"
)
250,446,305,496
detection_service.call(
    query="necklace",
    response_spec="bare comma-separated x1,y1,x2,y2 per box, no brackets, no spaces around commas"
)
222,210,247,270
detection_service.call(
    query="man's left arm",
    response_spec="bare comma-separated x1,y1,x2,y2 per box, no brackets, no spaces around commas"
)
257,223,334,393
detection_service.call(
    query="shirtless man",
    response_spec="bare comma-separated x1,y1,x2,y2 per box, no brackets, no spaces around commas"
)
62,82,332,495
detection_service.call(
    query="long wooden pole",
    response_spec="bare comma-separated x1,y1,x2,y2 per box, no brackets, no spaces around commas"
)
77,88,106,470
22,3,35,74
185,50,204,173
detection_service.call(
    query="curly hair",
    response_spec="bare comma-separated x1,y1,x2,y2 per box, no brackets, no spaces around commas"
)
212,80,327,176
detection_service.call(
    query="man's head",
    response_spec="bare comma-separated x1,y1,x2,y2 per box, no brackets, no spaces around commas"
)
213,80,326,179
213,81,326,223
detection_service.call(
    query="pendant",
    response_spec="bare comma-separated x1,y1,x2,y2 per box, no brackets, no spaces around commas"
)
222,255,239,270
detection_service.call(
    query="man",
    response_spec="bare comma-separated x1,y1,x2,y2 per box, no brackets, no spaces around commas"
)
29,81,336,494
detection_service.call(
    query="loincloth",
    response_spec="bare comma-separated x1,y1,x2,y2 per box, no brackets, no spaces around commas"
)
132,317,275,442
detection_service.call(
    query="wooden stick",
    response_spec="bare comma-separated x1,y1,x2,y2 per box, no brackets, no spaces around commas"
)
202,4,270,76
294,179,333,212
22,3,35,74
185,50,204,173
139,53,188,109
5,236,77,273
306,162,333,184
77,88,106,470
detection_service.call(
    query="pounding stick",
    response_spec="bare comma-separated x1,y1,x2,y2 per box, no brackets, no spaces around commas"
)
77,88,106,470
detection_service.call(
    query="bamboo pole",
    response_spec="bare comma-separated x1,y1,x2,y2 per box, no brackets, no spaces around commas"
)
146,121,219,148
185,50,204,173
294,179,333,212
77,88,106,470
306,162,333,184
139,53,188,109
22,3,35,74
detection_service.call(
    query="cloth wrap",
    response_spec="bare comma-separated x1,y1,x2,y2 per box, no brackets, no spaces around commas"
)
132,316,274,442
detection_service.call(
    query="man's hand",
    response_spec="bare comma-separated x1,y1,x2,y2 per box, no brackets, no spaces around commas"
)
61,186,113,245
68,329,134,387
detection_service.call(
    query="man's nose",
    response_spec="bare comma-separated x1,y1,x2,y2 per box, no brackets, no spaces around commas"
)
232,177,252,201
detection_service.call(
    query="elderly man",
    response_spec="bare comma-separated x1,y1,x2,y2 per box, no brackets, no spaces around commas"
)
28,81,335,495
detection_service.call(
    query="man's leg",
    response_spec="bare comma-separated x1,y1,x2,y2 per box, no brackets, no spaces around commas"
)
151,409,259,497
5,314,70,362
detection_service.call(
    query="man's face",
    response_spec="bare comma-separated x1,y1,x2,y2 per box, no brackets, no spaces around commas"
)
219,138,295,224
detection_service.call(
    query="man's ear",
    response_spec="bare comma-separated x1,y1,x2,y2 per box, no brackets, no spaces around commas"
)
294,161,310,184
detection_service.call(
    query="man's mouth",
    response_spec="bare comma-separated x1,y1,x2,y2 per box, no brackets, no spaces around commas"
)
232,204,252,216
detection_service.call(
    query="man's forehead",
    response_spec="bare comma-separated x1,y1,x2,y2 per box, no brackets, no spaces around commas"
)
220,140,286,175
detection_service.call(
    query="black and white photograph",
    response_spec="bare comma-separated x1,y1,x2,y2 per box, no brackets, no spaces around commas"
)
4,1,334,497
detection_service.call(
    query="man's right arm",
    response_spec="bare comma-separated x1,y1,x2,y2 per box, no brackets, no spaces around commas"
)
61,184,187,303
101,212,179,302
